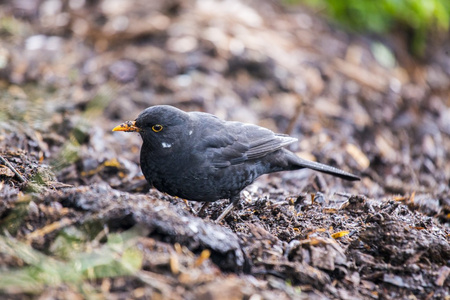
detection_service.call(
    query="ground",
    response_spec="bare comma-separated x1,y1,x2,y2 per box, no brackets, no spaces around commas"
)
0,0,449,299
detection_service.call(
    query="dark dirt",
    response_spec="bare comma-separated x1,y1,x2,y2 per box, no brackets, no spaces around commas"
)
0,0,449,299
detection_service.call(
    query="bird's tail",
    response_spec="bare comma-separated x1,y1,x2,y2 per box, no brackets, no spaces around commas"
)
286,150,360,181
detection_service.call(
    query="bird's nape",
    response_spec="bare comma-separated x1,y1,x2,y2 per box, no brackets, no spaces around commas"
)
112,105,361,223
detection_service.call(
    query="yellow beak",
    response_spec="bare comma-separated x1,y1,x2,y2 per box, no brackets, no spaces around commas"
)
112,120,141,132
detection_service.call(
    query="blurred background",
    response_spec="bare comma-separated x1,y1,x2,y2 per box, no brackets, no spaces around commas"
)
1,0,448,197
0,0,449,298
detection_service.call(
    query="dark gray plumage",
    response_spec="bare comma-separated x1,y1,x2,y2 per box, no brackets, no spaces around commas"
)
113,105,359,221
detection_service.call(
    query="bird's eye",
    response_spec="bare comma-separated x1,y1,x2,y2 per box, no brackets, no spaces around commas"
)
152,124,163,132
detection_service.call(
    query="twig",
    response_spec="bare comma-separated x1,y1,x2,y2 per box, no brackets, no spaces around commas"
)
25,217,75,241
0,154,27,183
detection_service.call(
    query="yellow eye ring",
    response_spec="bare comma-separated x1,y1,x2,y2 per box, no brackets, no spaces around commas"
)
152,124,163,132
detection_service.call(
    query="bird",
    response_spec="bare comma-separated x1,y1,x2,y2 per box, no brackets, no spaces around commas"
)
112,105,359,222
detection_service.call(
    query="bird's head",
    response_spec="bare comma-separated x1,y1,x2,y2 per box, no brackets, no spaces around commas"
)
112,105,190,150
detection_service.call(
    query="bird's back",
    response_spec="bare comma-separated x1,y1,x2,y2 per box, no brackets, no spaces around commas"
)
144,111,298,201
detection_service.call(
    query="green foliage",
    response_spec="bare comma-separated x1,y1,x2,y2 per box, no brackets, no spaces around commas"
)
0,197,31,235
294,0,450,56
0,227,144,296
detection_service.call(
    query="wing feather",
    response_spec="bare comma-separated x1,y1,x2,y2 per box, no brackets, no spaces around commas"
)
202,122,297,168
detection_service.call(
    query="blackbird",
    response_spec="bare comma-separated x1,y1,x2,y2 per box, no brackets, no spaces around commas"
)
113,105,359,222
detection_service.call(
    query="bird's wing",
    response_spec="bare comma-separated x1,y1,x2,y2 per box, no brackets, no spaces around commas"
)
200,122,297,168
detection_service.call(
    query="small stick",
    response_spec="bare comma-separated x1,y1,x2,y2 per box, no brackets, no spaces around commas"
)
0,155,26,183
215,202,235,223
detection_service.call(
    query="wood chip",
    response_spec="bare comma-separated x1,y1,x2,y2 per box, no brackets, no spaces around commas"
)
345,143,370,170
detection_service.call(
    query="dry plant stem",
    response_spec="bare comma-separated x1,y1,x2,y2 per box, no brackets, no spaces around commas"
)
0,155,26,183
215,202,235,223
